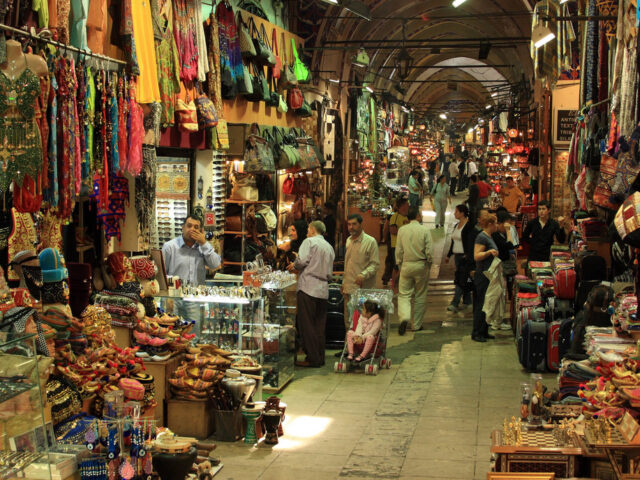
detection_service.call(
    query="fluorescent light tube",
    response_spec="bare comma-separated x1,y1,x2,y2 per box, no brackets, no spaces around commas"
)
452,0,466,6
485,105,492,110
365,85,374,93
329,78,340,83
534,33,555,48
439,113,447,119
491,92,498,97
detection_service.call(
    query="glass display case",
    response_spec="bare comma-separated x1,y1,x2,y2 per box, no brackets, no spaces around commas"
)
0,333,53,480
155,293,265,358
261,280,297,392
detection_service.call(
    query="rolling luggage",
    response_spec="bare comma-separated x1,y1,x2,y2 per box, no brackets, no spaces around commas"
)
547,321,561,371
325,284,345,348
518,320,547,372
554,268,576,300
558,317,573,359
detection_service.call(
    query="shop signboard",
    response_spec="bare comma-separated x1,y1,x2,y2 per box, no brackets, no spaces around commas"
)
553,109,578,145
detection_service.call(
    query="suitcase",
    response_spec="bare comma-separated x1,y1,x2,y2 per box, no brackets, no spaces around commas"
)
558,317,574,359
577,254,607,282
518,320,547,372
325,284,345,348
547,321,561,371
554,268,576,299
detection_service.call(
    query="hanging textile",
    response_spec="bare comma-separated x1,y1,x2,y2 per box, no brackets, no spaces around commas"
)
206,11,223,116
583,0,599,103
152,0,180,127
216,1,243,98
131,0,160,103
172,0,199,82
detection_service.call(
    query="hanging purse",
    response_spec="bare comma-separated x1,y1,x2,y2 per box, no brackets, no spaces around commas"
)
250,18,274,66
195,84,218,128
278,32,297,90
295,97,313,117
244,123,276,173
230,173,259,201
176,95,199,132
220,67,236,99
237,61,254,96
271,28,281,79
291,38,311,84
266,70,279,107
273,127,298,168
238,12,257,58
593,154,620,210
260,23,276,66
287,86,303,110
282,174,294,194
277,92,288,114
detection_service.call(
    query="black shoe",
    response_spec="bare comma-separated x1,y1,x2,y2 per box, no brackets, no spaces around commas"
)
472,335,487,343
334,351,344,358
484,334,496,340
398,320,408,336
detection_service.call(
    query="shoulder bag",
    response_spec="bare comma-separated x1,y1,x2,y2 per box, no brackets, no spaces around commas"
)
291,38,311,84
237,60,254,96
295,96,313,117
278,32,298,90
250,18,274,66
195,84,218,128
272,127,298,169
271,28,281,79
287,86,303,110
244,123,275,173
238,12,256,58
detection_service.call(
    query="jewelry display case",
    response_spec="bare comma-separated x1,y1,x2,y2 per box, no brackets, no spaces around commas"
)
0,333,53,480
261,279,296,393
155,288,265,359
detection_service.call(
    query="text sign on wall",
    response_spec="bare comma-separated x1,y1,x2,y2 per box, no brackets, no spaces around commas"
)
554,109,578,144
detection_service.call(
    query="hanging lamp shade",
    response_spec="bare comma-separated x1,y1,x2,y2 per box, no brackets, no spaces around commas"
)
396,48,413,80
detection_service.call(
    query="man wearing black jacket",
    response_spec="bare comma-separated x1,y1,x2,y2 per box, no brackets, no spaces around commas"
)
521,201,570,262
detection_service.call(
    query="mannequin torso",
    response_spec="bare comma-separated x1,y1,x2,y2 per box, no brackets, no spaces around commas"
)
1,39,49,79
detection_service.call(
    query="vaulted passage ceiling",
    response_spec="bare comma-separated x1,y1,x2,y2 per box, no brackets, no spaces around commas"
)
307,0,535,121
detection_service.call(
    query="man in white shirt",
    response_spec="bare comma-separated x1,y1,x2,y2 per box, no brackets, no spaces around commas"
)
448,158,460,196
396,207,434,334
342,213,380,327
467,157,478,177
287,221,335,367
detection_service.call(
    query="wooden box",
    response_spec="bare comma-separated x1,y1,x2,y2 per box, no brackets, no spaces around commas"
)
112,326,131,349
144,354,183,427
167,399,214,439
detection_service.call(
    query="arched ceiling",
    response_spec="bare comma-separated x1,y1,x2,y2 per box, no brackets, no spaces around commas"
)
310,0,535,121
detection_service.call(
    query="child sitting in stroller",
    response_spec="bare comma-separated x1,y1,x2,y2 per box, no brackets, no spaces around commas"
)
346,300,385,362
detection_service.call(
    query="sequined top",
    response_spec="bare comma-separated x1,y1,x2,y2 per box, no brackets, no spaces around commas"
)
0,59,43,192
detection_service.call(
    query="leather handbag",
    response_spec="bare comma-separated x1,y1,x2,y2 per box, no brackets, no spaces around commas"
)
277,93,288,114
287,86,303,110
243,63,265,101
266,72,279,107
278,32,298,90
244,123,275,173
291,38,311,83
282,174,294,194
281,128,301,166
295,129,322,168
271,28,281,79
238,13,256,58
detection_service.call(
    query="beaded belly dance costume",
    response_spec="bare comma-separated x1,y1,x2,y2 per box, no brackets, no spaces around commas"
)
0,56,43,192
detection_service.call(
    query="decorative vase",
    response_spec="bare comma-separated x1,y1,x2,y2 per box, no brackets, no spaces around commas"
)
242,404,263,445
262,410,281,445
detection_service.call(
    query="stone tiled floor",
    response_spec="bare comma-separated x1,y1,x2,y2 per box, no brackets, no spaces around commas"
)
212,195,556,479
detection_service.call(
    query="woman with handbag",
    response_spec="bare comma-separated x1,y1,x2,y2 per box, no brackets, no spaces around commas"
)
445,204,474,314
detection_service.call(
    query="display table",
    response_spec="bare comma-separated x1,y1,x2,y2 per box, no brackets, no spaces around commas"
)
145,354,184,426
491,429,582,477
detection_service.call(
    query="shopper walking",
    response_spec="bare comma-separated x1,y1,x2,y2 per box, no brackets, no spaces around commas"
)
445,204,475,313
427,159,437,192
467,174,480,226
472,214,499,342
396,207,433,335
430,175,449,228
521,200,569,262
382,198,409,286
457,156,467,191
342,213,380,328
408,170,422,209
287,221,335,367
448,157,459,196
478,158,488,181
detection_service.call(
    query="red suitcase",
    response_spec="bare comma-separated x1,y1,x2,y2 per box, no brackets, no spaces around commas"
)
547,321,561,372
554,268,576,299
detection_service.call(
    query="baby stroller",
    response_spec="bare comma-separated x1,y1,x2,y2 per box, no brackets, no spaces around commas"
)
334,289,393,375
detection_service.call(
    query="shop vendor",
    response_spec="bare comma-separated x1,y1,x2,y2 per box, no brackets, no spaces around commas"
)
162,215,221,285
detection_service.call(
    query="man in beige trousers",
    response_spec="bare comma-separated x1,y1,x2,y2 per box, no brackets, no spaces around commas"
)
396,207,433,335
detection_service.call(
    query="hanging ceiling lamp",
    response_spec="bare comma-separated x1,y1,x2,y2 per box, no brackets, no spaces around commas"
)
396,21,413,80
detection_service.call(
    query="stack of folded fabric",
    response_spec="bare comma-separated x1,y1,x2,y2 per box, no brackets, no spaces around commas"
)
168,345,231,400
94,288,142,328
558,358,598,400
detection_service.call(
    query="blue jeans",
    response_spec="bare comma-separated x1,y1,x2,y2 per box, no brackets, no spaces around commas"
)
451,254,471,307
409,193,420,209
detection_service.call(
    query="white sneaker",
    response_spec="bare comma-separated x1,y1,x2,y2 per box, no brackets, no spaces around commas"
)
500,323,512,330
446,305,458,312
489,325,500,331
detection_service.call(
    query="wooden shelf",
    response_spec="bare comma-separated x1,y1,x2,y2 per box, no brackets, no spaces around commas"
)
223,261,247,266
224,231,248,235
225,200,274,204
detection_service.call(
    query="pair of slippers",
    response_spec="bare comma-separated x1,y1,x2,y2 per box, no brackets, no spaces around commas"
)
346,355,367,363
